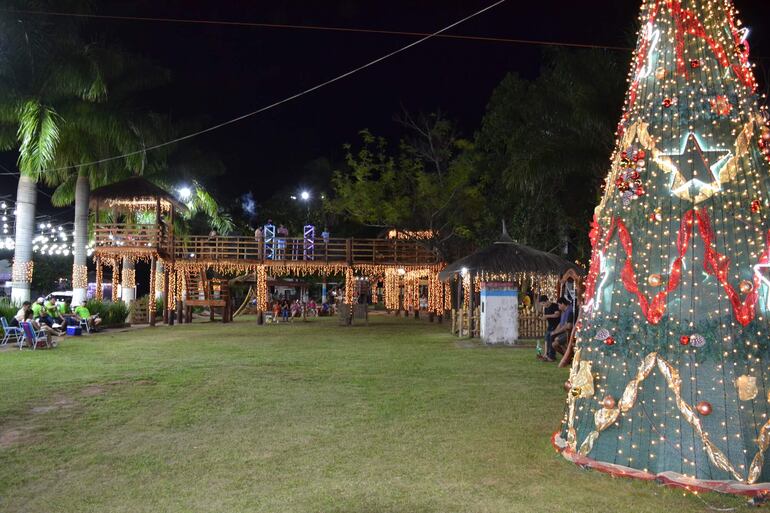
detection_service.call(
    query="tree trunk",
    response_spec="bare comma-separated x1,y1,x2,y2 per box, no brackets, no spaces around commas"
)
11,175,37,303
121,256,136,304
71,172,89,306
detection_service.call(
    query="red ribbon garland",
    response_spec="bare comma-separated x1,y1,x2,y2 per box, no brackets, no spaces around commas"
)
668,0,730,77
585,209,768,326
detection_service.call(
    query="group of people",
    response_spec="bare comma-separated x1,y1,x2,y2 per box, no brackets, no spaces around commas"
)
537,295,575,363
268,298,334,322
11,296,102,348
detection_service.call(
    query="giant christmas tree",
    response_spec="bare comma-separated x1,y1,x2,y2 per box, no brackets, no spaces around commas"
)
555,0,770,494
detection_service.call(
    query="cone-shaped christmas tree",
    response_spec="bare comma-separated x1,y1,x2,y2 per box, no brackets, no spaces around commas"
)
556,0,770,494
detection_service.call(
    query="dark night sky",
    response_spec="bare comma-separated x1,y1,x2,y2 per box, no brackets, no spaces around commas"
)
2,0,770,216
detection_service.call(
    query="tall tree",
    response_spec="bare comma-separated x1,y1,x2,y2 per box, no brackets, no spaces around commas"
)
0,3,110,302
476,49,625,259
327,114,484,260
46,46,169,305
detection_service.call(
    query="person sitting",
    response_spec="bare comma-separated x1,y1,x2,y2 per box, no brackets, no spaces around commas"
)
24,309,62,346
538,295,561,362
59,299,78,327
12,301,31,328
74,301,102,331
45,295,66,328
307,298,317,316
551,297,575,358
32,297,55,328
291,300,302,318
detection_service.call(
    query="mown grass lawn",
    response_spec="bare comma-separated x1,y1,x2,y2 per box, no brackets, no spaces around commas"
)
0,314,743,512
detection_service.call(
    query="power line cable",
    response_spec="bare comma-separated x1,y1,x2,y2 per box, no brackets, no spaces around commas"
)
35,0,508,173
2,8,632,51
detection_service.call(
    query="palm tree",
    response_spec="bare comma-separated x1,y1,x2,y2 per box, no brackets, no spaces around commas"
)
0,4,108,302
46,47,169,305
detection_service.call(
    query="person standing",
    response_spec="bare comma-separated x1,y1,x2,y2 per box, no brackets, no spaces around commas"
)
538,295,561,362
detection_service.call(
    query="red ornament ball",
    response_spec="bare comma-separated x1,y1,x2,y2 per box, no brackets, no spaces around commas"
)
761,126,770,141
602,395,617,410
696,401,713,416
635,187,645,196
751,199,762,214
690,59,701,69
604,336,616,346
663,98,673,108
739,280,754,294
679,335,690,346
637,149,646,159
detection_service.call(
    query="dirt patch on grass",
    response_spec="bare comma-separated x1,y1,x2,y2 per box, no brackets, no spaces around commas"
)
81,379,156,396
80,385,105,397
30,397,76,414
0,429,40,448
1,379,157,449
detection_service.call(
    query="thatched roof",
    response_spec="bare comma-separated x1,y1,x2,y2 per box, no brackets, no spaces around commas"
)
439,229,583,281
89,177,187,212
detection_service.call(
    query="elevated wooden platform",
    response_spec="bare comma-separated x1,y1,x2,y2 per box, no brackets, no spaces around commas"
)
93,223,439,265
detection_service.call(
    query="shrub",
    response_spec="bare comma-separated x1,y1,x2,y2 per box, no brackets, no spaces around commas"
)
0,299,18,322
85,299,130,327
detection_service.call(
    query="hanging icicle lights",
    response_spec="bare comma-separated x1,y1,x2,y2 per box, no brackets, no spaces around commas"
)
0,198,95,256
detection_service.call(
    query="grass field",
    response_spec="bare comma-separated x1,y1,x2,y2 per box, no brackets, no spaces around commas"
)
0,314,743,512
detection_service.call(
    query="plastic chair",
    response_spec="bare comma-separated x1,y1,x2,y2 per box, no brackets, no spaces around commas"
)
79,318,91,333
1,317,22,346
20,322,48,350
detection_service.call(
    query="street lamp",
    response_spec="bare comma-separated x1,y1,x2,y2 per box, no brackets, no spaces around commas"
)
178,186,192,201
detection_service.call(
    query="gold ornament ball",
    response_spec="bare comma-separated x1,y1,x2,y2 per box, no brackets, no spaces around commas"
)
739,280,754,294
647,274,662,287
696,401,713,416
602,395,616,410
655,67,666,80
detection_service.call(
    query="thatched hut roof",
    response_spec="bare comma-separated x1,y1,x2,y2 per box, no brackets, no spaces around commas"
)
89,177,187,212
439,229,583,281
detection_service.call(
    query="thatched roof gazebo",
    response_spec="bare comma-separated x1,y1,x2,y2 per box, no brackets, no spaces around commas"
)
441,226,584,344
439,229,582,285
89,176,187,214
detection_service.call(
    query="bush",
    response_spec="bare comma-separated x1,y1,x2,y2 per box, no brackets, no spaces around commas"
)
0,299,18,322
85,299,130,327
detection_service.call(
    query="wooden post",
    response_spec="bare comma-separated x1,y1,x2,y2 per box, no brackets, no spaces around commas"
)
95,257,103,301
149,255,156,326
162,268,170,324
346,238,353,265
468,273,475,338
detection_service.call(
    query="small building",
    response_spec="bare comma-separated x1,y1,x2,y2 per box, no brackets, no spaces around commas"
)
439,226,583,345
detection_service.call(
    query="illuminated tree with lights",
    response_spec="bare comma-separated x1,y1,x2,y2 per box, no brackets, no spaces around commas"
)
556,0,770,493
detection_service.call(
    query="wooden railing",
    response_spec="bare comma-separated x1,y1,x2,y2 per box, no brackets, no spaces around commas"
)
173,236,438,264
518,313,547,340
93,223,171,254
93,226,439,265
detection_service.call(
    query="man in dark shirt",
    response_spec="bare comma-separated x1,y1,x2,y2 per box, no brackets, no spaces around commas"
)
539,295,561,362
551,297,575,358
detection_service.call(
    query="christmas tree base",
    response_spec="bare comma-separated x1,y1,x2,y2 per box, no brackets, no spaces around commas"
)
552,433,770,497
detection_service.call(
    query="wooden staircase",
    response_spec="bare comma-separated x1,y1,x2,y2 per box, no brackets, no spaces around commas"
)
183,268,232,323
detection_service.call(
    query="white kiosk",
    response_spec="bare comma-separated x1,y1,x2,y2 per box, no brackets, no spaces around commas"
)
480,281,519,345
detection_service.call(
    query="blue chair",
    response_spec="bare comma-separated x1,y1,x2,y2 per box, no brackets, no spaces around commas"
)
20,322,49,350
1,317,22,347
